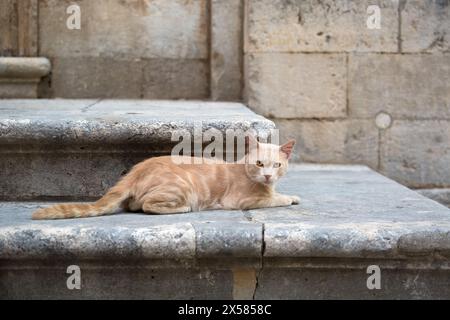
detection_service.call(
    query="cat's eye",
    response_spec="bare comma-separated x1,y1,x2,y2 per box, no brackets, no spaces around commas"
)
256,160,264,167
273,162,281,168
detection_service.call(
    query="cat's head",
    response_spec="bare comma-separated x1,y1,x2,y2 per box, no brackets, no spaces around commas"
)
244,135,295,186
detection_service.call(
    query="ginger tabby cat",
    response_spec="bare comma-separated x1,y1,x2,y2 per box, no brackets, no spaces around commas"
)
32,136,299,219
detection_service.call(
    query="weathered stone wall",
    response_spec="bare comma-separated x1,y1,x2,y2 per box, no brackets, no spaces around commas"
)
243,0,450,189
0,0,243,100
38,0,210,98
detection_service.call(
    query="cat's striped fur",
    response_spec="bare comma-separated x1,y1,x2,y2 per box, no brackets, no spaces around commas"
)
32,138,298,220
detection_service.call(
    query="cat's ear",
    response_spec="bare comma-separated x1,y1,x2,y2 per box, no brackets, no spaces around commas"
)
280,139,295,159
245,134,258,151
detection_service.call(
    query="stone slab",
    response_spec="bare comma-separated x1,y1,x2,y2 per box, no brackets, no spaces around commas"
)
247,165,450,259
0,99,274,147
0,204,262,261
1,165,450,262
245,0,399,53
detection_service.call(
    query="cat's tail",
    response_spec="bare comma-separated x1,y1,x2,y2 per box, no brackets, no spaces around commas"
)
31,186,130,220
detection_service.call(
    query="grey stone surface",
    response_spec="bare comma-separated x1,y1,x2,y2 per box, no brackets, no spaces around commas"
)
0,204,259,261
48,57,144,98
245,0,398,53
380,120,450,188
1,165,450,262
245,53,347,119
0,99,274,146
142,58,209,100
48,57,209,99
401,0,450,53
349,54,450,119
246,165,450,259
0,99,275,200
417,188,450,208
194,221,262,258
275,119,379,168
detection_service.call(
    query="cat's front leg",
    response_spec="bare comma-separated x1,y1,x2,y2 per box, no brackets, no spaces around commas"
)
270,193,300,207
288,195,300,205
241,193,300,210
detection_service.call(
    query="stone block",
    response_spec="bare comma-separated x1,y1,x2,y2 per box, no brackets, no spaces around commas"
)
401,0,450,52
275,119,379,168
349,53,450,119
245,53,347,118
39,0,208,59
1,263,233,299
49,57,209,99
380,120,450,188
142,58,209,99
245,0,398,53
50,57,143,98
254,267,450,299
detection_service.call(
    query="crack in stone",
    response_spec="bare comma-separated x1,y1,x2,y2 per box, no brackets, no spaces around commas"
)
81,99,102,113
253,222,265,300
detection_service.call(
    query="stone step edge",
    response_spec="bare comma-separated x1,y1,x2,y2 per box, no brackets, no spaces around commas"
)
0,99,275,147
2,205,450,265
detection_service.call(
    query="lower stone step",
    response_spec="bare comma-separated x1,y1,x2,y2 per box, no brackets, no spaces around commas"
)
0,99,274,200
1,165,450,299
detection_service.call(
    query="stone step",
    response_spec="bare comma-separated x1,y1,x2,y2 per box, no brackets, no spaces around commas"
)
1,165,450,299
0,99,274,200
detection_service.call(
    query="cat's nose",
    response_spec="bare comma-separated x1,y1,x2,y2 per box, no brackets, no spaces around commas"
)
264,175,272,181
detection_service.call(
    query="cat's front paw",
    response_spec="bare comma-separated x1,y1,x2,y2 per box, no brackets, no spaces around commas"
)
290,196,300,205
